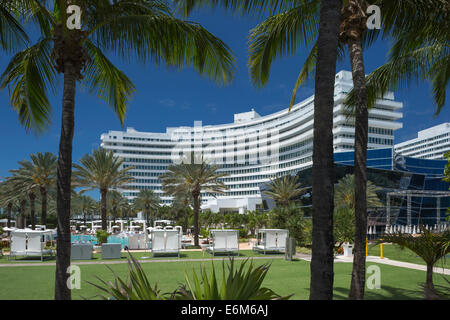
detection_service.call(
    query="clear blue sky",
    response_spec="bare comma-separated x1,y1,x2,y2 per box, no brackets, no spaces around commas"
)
0,7,448,194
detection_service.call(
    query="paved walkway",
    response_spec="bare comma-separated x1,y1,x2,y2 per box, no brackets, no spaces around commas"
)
295,253,450,275
0,255,284,268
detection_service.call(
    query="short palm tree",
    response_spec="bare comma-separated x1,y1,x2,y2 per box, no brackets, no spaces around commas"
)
1,0,235,300
171,189,194,232
73,148,135,231
334,174,382,210
132,189,160,227
7,152,57,227
0,180,20,228
381,228,450,300
72,193,97,225
108,190,128,225
160,155,228,246
264,175,307,207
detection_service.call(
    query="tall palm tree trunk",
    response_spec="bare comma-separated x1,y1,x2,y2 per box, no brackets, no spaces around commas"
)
343,0,369,300
55,62,77,301
19,199,26,229
193,191,200,246
424,263,437,299
29,192,36,229
309,0,342,300
100,189,107,230
7,203,12,228
40,187,48,226
348,38,368,300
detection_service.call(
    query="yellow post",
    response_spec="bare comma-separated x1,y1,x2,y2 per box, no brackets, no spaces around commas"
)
380,239,383,259
365,237,368,257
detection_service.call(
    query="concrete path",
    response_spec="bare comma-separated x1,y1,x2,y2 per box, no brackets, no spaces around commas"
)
0,255,284,268
295,253,450,275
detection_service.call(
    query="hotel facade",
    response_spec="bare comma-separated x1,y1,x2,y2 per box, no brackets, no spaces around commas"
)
394,123,450,160
100,70,403,213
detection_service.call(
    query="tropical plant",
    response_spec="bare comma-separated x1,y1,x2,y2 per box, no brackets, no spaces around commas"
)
7,152,57,227
171,190,194,232
133,189,161,227
333,206,355,249
381,228,450,300
107,190,128,224
264,175,308,207
72,193,97,225
269,203,307,245
175,258,292,300
334,174,382,210
0,0,29,53
246,210,268,236
96,229,110,245
1,0,235,300
73,148,135,231
346,0,449,115
87,254,164,300
160,154,228,246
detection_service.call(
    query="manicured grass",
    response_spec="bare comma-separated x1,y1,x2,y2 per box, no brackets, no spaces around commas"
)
0,255,448,300
367,243,450,269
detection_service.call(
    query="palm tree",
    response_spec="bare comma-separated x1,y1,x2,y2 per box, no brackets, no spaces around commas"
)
108,190,128,225
381,228,450,300
133,189,161,227
160,155,228,246
174,0,343,299
72,193,97,225
7,153,57,227
263,175,308,207
73,148,135,231
0,180,19,228
334,174,382,210
0,0,29,54
171,190,193,232
346,0,449,115
1,1,235,300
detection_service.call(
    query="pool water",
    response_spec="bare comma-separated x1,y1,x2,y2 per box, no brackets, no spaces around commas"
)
71,234,152,249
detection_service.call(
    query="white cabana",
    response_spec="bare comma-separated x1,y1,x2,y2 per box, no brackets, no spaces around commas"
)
9,229,53,261
253,229,289,254
127,233,148,250
206,229,239,256
151,229,180,257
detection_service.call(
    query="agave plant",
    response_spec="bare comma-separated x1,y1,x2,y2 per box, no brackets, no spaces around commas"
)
87,254,163,300
175,258,292,300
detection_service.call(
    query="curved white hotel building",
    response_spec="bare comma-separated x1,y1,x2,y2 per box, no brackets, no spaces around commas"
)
394,123,450,160
100,71,403,213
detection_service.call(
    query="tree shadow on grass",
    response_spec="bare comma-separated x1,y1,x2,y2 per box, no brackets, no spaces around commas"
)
333,285,426,300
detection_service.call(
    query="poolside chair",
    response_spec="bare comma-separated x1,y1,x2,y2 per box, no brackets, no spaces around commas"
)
253,229,289,254
9,231,27,260
206,230,239,256
151,230,180,257
10,230,53,261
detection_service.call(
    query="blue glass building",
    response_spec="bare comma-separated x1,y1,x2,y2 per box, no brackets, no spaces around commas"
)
260,148,449,227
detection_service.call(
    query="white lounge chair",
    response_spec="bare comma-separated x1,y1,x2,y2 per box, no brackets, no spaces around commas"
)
10,230,53,261
206,229,239,256
253,229,289,254
151,230,180,257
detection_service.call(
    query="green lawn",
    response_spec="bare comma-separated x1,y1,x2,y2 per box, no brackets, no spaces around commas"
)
0,253,448,300
367,243,450,269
